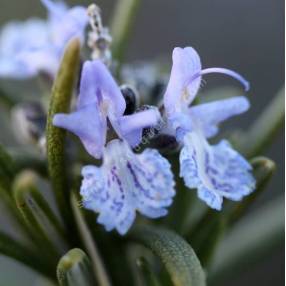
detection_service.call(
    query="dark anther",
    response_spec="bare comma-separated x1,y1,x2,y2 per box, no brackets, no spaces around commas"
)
120,85,139,115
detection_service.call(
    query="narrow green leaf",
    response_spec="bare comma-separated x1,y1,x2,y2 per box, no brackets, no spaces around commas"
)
0,231,55,279
209,196,284,284
136,257,162,286
0,144,15,190
130,225,206,286
71,193,111,286
0,185,33,237
46,38,80,230
229,156,276,224
13,171,63,263
57,248,96,286
111,0,141,65
236,87,284,157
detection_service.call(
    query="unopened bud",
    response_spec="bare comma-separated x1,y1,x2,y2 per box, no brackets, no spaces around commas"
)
11,101,46,149
87,4,112,65
120,85,139,115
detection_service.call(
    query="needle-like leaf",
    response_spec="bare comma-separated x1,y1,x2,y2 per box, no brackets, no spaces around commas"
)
130,225,206,286
57,248,96,286
46,38,81,233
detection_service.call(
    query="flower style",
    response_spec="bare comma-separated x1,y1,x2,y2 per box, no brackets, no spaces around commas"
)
164,47,255,210
0,0,88,79
53,60,175,234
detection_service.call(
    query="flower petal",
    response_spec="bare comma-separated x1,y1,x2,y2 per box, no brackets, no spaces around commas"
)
0,19,51,78
49,6,89,50
41,0,87,50
80,139,175,235
164,47,201,114
0,1,88,79
115,108,161,147
180,132,255,210
198,187,223,211
77,60,126,118
189,96,250,138
53,104,106,159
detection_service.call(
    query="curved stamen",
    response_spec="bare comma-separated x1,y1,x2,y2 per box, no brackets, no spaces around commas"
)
188,67,250,92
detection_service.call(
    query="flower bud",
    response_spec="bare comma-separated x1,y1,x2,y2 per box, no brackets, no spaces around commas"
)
11,101,46,147
120,84,139,115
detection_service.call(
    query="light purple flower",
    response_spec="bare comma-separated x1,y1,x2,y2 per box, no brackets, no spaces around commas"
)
42,0,88,51
80,139,175,235
180,133,254,210
164,47,255,210
53,60,175,234
0,0,88,79
53,60,161,158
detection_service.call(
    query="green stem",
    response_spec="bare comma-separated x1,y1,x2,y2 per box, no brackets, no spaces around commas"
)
236,87,284,157
71,193,111,286
111,0,141,66
46,38,81,233
163,154,195,234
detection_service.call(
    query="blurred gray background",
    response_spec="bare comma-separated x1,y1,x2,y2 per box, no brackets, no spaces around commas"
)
0,0,284,285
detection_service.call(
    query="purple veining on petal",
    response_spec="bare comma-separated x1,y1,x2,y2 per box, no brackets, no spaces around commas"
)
180,132,255,210
80,139,175,235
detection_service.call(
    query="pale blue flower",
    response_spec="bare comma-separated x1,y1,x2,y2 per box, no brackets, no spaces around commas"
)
53,60,161,158
0,0,88,78
53,60,175,234
164,47,255,210
180,133,254,210
80,139,175,235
